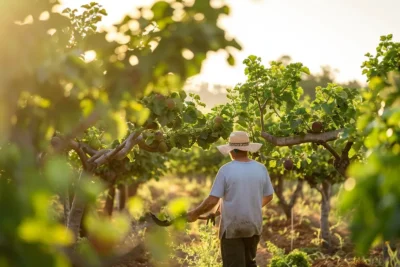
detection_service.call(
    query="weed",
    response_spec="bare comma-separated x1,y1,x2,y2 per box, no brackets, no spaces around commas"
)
171,224,221,267
334,233,344,250
385,243,400,267
267,242,311,267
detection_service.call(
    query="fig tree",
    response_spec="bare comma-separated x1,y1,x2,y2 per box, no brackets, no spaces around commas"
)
312,122,323,133
284,159,294,170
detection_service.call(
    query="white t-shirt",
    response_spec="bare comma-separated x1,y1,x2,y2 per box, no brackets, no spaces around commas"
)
210,160,274,239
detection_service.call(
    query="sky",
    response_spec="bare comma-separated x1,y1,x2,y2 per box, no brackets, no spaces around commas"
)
60,0,400,87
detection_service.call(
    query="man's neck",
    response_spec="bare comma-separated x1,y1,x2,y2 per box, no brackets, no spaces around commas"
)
233,157,252,162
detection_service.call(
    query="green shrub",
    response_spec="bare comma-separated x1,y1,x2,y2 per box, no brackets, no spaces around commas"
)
171,224,221,267
267,242,311,267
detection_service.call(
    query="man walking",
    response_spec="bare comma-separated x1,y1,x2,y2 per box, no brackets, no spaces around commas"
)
187,131,274,267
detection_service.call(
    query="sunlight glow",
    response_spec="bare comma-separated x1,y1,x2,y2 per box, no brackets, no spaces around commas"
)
182,49,194,60
84,50,97,63
39,11,50,21
129,55,139,66
344,178,356,191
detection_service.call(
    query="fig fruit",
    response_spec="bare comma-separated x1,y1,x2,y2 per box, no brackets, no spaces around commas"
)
284,159,294,171
158,141,169,153
214,116,224,126
312,122,323,133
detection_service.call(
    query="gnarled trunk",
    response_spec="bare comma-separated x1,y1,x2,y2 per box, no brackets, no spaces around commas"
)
104,185,116,217
67,191,86,241
319,181,332,250
127,182,140,198
274,176,304,220
118,184,126,210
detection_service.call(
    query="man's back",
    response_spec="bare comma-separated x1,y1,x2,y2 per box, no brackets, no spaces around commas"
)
210,160,274,239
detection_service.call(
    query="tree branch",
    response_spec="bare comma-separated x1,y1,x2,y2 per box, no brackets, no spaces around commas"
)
274,175,288,206
289,179,304,207
138,140,159,152
272,105,283,120
89,132,142,166
51,135,91,170
314,185,326,200
79,142,98,156
341,141,353,160
261,98,269,110
317,141,340,161
114,134,143,160
261,129,343,146
256,97,265,132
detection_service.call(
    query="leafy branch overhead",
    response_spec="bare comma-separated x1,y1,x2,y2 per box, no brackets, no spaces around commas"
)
0,0,241,265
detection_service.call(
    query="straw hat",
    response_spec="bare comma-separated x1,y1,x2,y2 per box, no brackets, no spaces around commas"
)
217,131,262,156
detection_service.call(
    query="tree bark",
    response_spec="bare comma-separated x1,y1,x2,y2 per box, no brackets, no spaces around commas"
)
79,206,89,238
118,184,126,211
274,177,303,220
127,182,140,198
62,185,71,226
104,185,116,217
319,181,332,250
261,130,343,147
67,191,86,241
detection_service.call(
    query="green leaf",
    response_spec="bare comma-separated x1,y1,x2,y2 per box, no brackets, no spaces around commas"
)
99,9,108,16
183,106,197,123
321,103,333,115
271,151,280,157
269,160,276,168
151,1,173,20
301,66,310,75
227,54,235,66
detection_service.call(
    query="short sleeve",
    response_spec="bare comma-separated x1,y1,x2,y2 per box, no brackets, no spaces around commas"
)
263,167,274,196
210,168,225,198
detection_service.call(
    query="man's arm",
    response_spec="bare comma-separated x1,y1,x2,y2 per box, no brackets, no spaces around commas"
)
262,194,273,207
187,195,220,222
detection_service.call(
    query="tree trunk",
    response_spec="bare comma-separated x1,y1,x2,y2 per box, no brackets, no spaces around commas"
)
127,182,140,198
274,177,303,220
118,184,126,210
67,191,86,241
319,181,332,250
104,185,116,217
62,185,71,225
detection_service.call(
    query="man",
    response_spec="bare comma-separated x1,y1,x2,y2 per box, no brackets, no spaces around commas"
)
187,131,274,267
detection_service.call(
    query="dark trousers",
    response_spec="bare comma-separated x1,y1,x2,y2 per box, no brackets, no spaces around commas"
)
221,233,260,267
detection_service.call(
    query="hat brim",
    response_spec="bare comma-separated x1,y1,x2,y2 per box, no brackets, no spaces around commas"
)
216,143,262,156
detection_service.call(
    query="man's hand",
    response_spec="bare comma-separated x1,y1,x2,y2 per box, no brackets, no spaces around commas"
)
186,195,220,223
186,210,198,223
